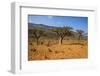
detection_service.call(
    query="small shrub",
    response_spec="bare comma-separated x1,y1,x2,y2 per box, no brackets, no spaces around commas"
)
41,42,43,45
30,48,37,52
30,42,32,45
55,51,60,53
47,41,51,47
48,48,52,52
45,55,48,59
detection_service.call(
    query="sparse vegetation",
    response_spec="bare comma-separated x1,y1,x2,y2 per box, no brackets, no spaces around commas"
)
28,23,88,61
29,28,46,45
50,26,73,45
76,30,84,40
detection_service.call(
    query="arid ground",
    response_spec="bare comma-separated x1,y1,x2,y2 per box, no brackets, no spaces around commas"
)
28,39,88,61
28,16,88,61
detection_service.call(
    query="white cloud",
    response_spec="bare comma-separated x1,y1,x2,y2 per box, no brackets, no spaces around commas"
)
48,16,53,19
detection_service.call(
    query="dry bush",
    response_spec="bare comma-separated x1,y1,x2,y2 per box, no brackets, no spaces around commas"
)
28,40,88,60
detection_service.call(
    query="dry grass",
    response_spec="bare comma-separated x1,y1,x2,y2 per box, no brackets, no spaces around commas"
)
28,40,88,61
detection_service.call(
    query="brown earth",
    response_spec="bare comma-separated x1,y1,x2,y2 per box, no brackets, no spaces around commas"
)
28,40,88,61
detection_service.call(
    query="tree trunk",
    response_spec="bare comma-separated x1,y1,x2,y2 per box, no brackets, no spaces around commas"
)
36,38,39,45
79,35,81,40
58,37,63,45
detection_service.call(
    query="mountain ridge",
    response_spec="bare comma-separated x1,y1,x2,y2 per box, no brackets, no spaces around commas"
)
28,23,55,29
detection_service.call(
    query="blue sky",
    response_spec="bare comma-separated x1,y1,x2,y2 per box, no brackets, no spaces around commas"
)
28,15,88,33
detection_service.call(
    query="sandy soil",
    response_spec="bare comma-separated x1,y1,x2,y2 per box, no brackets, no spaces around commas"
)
28,41,88,61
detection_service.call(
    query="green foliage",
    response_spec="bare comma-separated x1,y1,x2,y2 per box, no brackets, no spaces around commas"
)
76,30,84,35
29,28,45,38
29,28,46,45
29,25,87,45
50,26,73,45
76,30,84,40
50,26,73,38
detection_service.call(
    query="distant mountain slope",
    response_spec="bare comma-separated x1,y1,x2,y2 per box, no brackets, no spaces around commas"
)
28,23,87,40
28,23,54,29
28,23,58,38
